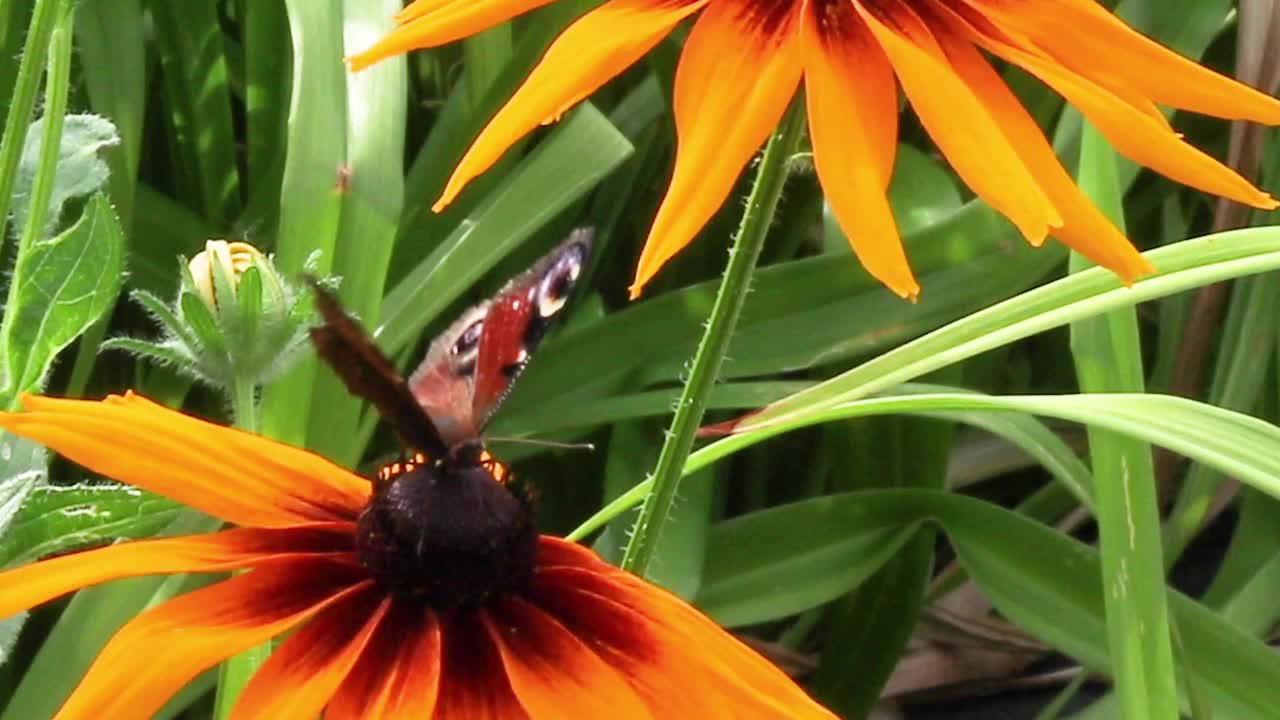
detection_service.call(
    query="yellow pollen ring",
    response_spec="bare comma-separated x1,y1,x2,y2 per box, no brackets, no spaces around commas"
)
376,452,433,483
478,450,511,484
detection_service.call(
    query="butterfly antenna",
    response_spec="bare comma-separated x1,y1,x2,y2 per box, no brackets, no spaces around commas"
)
484,436,596,453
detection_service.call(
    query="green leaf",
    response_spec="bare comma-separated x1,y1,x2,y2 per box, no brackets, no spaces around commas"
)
737,226,1280,432
304,0,407,464
494,381,812,438
0,193,124,403
0,612,26,667
698,518,917,627
74,0,144,225
11,113,118,236
0,484,181,568
0,434,46,540
1070,121,1176,718
573,389,1280,542
1165,273,1280,561
148,0,240,222
0,432,47,653
707,489,1280,717
256,0,347,447
695,393,1280,504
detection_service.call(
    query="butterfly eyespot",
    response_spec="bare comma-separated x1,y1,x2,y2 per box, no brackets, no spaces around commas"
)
536,254,582,319
453,320,483,357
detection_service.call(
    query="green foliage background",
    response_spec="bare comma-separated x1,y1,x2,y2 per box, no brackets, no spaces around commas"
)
0,0,1279,718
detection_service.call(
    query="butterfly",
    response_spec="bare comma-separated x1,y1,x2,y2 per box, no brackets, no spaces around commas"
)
307,228,592,606
309,228,592,463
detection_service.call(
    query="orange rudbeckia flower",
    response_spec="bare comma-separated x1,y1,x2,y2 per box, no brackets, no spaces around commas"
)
0,393,834,719
350,0,1280,300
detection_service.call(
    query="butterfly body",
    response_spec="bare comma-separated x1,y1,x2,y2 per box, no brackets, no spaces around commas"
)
308,229,592,606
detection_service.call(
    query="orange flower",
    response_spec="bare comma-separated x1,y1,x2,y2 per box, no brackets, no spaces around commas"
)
0,393,834,719
350,0,1280,300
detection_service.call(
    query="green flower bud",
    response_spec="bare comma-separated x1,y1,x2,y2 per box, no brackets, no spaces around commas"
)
105,240,321,418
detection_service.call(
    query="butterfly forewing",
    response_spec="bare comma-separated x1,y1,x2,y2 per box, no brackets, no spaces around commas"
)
306,277,448,458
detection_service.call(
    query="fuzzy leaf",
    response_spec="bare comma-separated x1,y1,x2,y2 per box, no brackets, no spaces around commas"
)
0,193,124,402
0,434,46,539
11,114,119,235
0,483,181,568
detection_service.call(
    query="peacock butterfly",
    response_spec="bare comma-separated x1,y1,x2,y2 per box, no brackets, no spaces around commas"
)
307,228,592,607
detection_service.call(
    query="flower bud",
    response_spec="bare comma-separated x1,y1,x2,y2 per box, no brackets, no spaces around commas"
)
188,240,265,311
107,240,320,405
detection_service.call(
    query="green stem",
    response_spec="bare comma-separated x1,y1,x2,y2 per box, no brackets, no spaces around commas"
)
213,377,264,718
2,0,71,411
213,641,271,719
0,0,62,248
12,0,70,260
620,101,805,576
230,378,259,434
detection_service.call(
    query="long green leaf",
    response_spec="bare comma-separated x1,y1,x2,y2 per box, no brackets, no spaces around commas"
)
1071,122,1175,718
258,0,347,447
737,227,1280,432
715,489,1279,718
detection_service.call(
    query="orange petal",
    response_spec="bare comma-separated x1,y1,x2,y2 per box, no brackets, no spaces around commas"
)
926,4,1152,281
486,596,651,719
231,589,388,719
969,0,1280,124
0,393,370,527
436,0,706,211
0,523,354,620
855,0,1062,246
956,7,1280,211
348,0,559,71
54,561,370,720
802,0,917,299
327,603,442,720
536,535,604,568
435,611,530,719
530,539,835,718
629,0,804,298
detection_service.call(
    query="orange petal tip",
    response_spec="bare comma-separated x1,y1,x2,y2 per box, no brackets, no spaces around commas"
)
887,279,921,303
345,49,376,72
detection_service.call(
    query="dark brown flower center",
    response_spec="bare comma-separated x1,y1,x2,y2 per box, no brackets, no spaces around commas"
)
355,456,537,610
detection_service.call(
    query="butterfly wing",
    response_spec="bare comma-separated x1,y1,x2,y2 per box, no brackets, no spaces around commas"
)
409,228,593,446
307,277,448,458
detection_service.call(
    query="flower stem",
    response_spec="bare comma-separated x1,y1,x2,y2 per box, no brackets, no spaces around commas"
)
12,0,72,267
230,378,259,434
2,0,72,411
0,0,64,250
214,642,272,719
214,378,263,718
620,101,805,576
